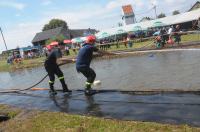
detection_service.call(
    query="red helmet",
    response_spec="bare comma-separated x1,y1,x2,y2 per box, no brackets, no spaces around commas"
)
86,35,96,44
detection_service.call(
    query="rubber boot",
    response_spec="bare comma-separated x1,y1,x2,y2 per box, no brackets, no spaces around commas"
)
49,84,57,95
85,82,93,96
60,79,71,93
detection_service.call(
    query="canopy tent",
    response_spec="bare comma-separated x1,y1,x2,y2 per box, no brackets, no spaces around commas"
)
132,26,142,32
96,32,110,39
116,29,126,35
80,37,87,42
71,37,84,43
152,21,166,27
63,39,72,44
49,41,59,46
96,8,200,39
46,45,52,50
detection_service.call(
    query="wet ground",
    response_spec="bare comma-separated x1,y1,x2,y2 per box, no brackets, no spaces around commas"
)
1,50,200,126
0,90,200,126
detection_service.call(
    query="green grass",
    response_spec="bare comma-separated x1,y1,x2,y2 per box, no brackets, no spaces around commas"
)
0,57,46,72
0,105,20,119
106,33,200,51
181,34,200,43
107,40,154,51
1,108,199,132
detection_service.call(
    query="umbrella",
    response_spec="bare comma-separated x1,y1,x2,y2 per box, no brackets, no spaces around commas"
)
153,31,160,36
71,37,84,43
152,21,166,27
132,26,142,32
81,37,87,41
49,41,59,46
97,32,110,39
63,39,72,44
116,29,126,34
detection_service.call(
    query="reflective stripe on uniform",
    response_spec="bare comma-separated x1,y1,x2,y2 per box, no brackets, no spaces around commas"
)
85,82,92,86
58,76,64,80
49,81,54,84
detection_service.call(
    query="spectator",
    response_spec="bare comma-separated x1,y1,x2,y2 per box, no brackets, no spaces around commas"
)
173,25,181,45
192,17,200,30
28,52,32,59
116,39,120,49
72,43,77,55
100,40,103,50
160,28,167,46
127,35,133,48
7,55,14,65
43,47,48,57
65,46,70,56
123,37,127,48
155,36,162,48
167,26,173,35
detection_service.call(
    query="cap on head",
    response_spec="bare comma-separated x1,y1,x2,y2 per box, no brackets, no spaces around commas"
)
86,35,96,44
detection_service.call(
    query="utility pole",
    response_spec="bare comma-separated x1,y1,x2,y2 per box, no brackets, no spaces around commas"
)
152,5,157,19
0,27,8,51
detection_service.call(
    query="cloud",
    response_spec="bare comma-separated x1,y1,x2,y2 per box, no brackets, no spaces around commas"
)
15,14,21,17
0,22,43,52
150,0,158,5
41,0,52,6
0,1,26,10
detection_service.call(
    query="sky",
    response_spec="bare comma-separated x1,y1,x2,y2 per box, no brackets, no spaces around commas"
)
0,0,198,52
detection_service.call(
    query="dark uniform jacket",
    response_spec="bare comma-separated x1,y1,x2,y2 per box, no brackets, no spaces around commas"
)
76,43,98,70
45,48,62,66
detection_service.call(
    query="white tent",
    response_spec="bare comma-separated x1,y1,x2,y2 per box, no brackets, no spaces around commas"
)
96,9,200,38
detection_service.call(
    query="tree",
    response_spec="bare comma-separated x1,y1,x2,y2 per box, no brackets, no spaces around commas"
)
157,13,166,18
173,10,180,15
42,19,68,31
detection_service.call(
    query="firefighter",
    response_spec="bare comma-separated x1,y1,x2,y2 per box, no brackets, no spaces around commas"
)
174,25,181,44
76,35,111,95
44,46,71,95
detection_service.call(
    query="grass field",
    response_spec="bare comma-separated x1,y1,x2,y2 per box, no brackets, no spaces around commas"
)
0,104,199,132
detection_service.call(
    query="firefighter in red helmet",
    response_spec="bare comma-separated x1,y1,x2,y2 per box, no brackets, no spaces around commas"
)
44,46,71,95
76,35,111,95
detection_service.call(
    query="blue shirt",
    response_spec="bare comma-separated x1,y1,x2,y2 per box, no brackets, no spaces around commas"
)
76,43,98,69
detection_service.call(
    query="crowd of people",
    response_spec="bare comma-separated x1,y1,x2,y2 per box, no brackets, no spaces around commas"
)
154,24,182,48
7,52,22,65
7,49,42,65
96,24,183,50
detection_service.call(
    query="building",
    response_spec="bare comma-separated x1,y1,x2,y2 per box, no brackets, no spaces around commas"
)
188,1,200,11
122,5,136,25
32,27,97,46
